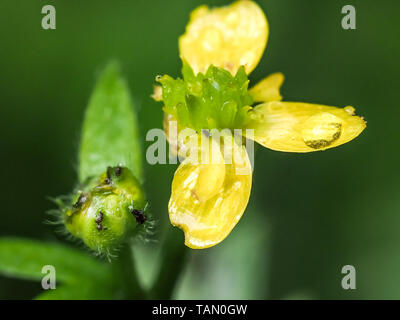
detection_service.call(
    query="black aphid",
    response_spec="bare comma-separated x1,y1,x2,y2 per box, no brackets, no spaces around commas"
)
115,166,122,177
73,193,87,209
130,208,146,224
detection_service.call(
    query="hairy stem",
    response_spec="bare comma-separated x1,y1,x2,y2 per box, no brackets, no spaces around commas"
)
112,244,147,299
150,227,189,299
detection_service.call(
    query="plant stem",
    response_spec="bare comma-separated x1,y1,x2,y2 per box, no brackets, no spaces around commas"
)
112,244,147,299
150,227,189,299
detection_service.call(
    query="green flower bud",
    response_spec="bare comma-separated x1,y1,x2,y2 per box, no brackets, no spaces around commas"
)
62,166,147,255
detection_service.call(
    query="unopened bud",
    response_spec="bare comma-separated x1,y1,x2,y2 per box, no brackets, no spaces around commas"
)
63,166,147,255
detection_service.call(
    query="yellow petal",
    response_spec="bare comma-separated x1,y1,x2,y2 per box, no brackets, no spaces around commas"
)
184,133,226,202
179,0,268,75
168,136,252,249
151,85,162,101
163,113,185,156
163,113,207,160
245,101,366,152
249,72,284,102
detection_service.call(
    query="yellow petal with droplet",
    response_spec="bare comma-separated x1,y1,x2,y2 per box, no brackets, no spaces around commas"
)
179,0,268,75
245,101,366,152
168,137,252,249
249,72,284,102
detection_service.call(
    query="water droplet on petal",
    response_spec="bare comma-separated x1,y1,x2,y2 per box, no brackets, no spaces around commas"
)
302,112,342,149
344,106,355,115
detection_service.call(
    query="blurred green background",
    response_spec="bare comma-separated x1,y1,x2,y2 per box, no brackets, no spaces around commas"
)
0,0,399,299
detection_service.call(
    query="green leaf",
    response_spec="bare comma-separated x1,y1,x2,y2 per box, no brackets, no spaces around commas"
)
0,238,112,283
79,61,142,183
35,282,114,300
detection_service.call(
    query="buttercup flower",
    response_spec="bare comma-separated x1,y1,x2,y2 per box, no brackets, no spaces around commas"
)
153,0,366,249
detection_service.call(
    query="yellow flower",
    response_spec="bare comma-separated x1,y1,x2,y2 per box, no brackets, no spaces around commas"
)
157,0,366,249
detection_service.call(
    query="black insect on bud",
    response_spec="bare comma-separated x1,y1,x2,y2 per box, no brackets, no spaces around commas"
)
95,211,108,231
105,166,113,184
95,211,104,224
130,207,146,225
73,193,88,209
115,166,122,177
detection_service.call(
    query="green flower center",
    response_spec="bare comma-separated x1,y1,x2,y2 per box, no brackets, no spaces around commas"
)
158,62,253,131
